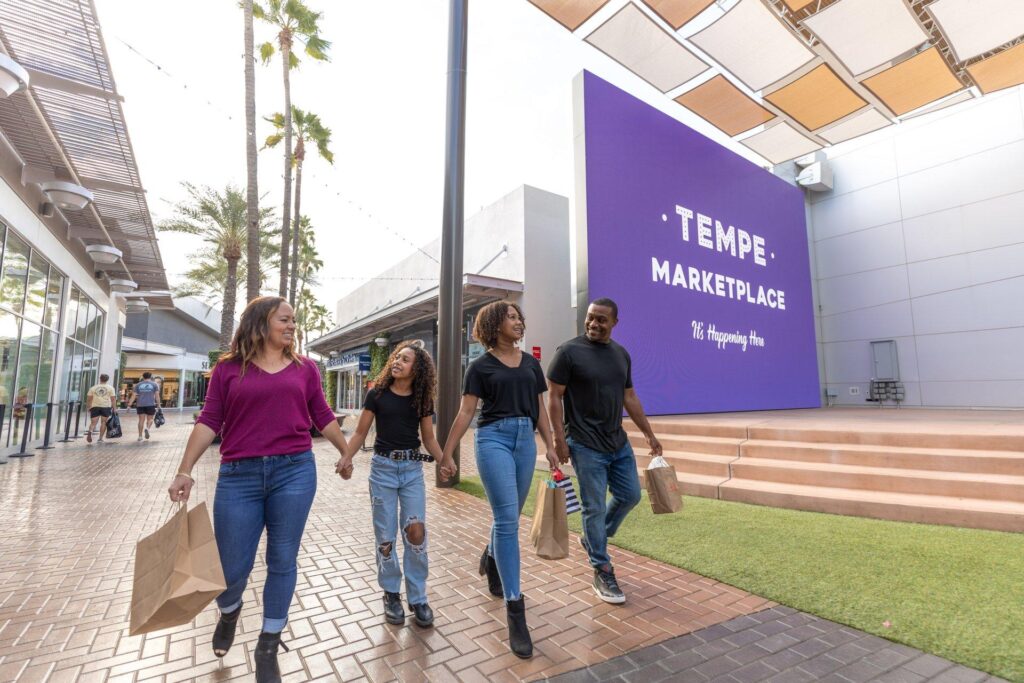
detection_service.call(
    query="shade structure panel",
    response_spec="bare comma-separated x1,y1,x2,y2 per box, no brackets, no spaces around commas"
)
689,0,815,92
818,108,892,144
804,0,930,76
781,0,816,10
967,42,1024,95
900,90,974,119
765,63,868,131
928,0,1024,63
741,121,821,164
641,0,716,29
528,0,610,31
586,3,708,92
861,48,963,116
675,74,775,135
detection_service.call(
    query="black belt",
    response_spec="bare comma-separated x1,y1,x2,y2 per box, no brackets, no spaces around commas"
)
374,448,435,462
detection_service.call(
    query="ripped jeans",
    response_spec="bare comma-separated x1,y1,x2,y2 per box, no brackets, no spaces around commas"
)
368,455,428,604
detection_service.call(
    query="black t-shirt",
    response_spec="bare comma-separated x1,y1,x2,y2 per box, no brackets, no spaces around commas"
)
546,335,633,453
364,388,428,452
463,351,547,427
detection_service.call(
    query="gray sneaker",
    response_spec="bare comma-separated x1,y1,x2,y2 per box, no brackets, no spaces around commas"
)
593,567,625,604
144,428,150,440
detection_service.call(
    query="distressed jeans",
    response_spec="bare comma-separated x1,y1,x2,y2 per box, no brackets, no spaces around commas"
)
568,438,642,570
368,455,429,604
475,416,537,601
213,450,317,633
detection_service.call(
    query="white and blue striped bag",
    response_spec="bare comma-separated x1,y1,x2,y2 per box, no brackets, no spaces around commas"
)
552,470,581,514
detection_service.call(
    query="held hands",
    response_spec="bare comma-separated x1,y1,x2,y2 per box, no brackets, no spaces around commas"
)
168,474,193,502
438,455,458,481
646,434,663,457
335,454,354,480
554,439,570,465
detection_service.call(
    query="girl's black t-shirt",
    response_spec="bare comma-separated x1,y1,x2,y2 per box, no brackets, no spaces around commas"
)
463,351,547,427
364,388,428,452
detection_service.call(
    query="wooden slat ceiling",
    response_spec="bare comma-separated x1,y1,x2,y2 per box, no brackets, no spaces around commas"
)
675,74,775,135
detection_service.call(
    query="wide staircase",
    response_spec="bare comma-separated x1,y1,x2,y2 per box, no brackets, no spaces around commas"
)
626,410,1024,532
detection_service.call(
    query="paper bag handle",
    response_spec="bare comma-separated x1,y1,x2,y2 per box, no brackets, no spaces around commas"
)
648,455,670,470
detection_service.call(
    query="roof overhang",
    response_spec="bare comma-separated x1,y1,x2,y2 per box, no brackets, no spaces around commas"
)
309,274,524,354
122,336,184,356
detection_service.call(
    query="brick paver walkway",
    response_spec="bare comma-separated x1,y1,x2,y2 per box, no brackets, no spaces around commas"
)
0,412,770,682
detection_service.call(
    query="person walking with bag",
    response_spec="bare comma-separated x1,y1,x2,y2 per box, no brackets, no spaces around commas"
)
334,341,455,628
128,371,160,442
441,301,560,659
166,296,349,683
85,373,115,444
547,298,662,604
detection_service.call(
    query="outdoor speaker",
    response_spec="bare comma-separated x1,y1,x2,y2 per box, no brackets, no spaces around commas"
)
39,201,54,217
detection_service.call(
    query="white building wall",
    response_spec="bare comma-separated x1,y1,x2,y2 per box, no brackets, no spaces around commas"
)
807,86,1024,408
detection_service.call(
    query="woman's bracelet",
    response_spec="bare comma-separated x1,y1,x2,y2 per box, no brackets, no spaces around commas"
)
176,472,194,482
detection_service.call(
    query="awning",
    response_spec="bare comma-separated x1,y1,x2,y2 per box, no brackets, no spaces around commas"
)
308,273,523,354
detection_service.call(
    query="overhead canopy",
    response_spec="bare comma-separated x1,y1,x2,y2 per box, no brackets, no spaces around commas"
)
526,0,1024,165
0,0,168,292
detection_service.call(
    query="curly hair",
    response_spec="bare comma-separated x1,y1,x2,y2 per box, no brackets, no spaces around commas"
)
371,340,436,418
218,296,301,377
472,301,525,349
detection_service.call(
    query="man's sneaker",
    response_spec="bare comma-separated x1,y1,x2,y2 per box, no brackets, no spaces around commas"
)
137,436,144,442
593,567,625,604
86,431,92,444
145,428,150,440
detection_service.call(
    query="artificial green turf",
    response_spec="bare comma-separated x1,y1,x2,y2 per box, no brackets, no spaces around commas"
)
456,471,1024,681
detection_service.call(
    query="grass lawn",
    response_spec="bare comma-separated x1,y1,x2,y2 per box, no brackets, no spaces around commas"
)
456,471,1024,682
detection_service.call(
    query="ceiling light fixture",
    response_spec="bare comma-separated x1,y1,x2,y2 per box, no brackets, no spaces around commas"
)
39,180,93,210
108,278,138,294
85,244,122,264
0,54,29,97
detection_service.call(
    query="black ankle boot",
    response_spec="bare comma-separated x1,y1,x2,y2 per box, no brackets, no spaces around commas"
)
505,596,533,659
254,631,289,683
478,546,503,598
408,601,434,628
212,602,242,657
383,591,405,625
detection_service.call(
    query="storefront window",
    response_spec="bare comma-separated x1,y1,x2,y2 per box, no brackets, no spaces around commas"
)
43,268,63,330
57,285,103,438
12,323,41,445
24,253,48,323
0,231,29,316
0,311,20,446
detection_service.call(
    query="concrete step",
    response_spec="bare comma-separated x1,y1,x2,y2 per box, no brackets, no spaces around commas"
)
627,431,741,457
627,418,747,440
744,425,1024,451
730,458,1024,502
719,478,1024,533
740,439,1024,475
639,468,727,499
634,450,733,478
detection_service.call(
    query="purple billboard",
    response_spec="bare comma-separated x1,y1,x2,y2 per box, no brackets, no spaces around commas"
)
577,71,820,415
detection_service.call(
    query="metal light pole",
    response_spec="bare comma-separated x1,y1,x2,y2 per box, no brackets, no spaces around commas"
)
435,0,468,488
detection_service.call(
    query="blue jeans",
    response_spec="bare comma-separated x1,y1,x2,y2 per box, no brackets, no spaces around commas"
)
368,455,429,604
475,417,536,601
568,438,641,570
213,451,317,633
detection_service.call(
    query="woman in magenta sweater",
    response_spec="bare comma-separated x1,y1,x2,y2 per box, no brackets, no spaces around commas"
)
167,296,347,683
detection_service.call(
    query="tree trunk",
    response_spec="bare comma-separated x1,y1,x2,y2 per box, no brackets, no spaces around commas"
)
221,257,240,350
243,0,260,303
289,155,303,306
277,33,293,298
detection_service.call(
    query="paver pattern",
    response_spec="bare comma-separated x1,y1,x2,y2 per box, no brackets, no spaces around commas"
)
0,412,769,682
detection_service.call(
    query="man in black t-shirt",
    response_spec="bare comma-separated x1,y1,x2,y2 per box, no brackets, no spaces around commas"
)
547,298,662,605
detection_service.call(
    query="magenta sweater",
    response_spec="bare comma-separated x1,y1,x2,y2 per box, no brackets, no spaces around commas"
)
198,357,336,462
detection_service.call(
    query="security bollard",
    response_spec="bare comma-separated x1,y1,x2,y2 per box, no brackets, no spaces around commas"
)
73,401,82,439
58,402,74,443
37,402,55,450
12,403,34,457
0,405,6,464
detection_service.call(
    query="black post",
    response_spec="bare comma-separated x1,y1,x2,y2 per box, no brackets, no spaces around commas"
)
0,405,6,464
37,402,55,450
434,0,468,488
12,404,34,457
58,401,74,443
73,401,82,439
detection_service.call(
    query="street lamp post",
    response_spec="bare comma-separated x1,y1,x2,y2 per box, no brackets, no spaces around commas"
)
435,0,468,487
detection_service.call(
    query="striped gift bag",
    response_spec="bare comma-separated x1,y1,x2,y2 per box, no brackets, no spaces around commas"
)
552,468,581,514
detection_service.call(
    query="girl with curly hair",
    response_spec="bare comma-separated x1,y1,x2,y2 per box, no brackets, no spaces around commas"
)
441,301,559,659
335,341,455,629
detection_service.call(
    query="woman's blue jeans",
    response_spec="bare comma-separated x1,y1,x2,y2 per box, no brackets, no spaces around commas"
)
213,451,317,633
368,455,429,604
475,416,536,601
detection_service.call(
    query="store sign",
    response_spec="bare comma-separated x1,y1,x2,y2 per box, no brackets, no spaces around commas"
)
326,353,360,370
532,346,541,360
358,353,371,372
579,71,819,414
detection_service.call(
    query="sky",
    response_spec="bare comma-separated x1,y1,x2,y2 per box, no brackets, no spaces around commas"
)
91,0,765,325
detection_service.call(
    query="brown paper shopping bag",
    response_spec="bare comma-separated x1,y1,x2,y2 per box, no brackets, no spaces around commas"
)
646,456,683,514
529,481,570,559
129,502,226,635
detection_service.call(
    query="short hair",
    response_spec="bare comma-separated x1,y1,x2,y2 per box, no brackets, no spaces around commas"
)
99,374,109,382
142,371,152,379
590,297,618,320
472,301,525,349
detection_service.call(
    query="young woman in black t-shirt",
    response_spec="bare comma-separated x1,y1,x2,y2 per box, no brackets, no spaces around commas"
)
441,301,560,659
336,341,456,628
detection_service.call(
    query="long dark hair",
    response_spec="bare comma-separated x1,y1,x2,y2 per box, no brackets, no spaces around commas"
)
472,300,525,349
371,340,436,418
218,296,301,376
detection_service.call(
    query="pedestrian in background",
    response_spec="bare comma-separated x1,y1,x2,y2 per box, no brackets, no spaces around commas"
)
129,371,160,442
85,373,116,444
166,296,349,683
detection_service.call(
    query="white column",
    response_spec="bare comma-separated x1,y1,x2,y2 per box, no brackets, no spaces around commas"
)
177,367,185,410
98,293,122,380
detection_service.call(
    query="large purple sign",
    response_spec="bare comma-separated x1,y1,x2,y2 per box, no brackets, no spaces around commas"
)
578,71,820,414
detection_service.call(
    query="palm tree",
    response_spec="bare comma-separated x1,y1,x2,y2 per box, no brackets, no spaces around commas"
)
243,0,261,303
158,184,278,349
264,106,333,304
295,288,331,354
254,0,330,299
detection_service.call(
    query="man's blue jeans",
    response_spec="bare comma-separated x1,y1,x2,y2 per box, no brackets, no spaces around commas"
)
213,451,317,633
475,417,536,601
568,438,641,570
368,455,429,604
